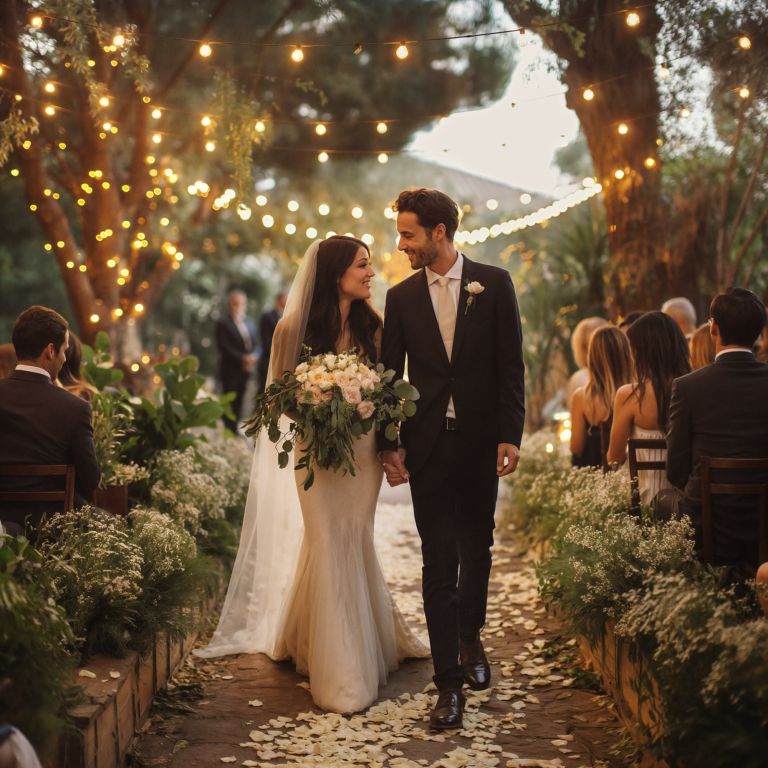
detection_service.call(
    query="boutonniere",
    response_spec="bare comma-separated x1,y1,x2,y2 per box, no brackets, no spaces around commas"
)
464,280,485,315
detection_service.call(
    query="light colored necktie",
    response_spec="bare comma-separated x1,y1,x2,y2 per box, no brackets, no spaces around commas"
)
436,276,456,360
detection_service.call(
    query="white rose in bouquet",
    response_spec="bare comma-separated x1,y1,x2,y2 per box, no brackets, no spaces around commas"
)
309,369,326,386
342,386,362,404
357,401,375,419
334,370,350,387
295,362,309,375
360,377,374,391
323,354,337,369
318,379,334,392
296,372,309,383
345,364,358,376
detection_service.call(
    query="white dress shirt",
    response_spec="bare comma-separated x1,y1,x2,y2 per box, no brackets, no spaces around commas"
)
715,347,753,360
15,364,51,379
232,314,253,352
424,253,463,419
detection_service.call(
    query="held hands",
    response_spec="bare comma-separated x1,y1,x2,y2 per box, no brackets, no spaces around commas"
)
381,447,409,487
497,443,520,477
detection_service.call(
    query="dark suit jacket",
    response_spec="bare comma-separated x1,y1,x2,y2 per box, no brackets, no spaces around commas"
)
215,314,257,381
257,309,280,386
0,370,101,528
377,255,526,477
667,351,768,545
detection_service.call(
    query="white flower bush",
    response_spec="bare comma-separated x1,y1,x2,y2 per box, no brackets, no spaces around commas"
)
195,431,253,515
129,507,197,582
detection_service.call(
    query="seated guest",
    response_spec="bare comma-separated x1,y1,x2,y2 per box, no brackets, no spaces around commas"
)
690,322,716,370
662,288,768,572
0,307,100,536
55,331,97,401
757,318,768,363
618,310,646,333
564,316,607,411
607,313,691,506
662,297,697,340
570,326,633,469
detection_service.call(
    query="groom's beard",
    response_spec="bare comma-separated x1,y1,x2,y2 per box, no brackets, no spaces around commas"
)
407,237,439,270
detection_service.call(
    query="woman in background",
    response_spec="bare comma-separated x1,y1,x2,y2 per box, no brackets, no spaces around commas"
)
564,316,608,411
690,323,716,370
607,312,691,506
55,332,97,401
570,326,633,469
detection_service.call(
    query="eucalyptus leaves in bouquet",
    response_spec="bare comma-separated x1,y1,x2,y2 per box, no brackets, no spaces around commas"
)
245,349,419,490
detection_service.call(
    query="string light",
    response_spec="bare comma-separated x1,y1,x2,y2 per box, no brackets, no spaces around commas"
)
238,204,252,221
739,36,751,49
99,96,109,106
199,42,212,57
113,34,125,46
201,115,211,126
256,195,267,205
135,303,144,313
395,43,408,59
90,314,99,323
660,63,669,78
256,121,265,132
377,122,388,134
31,16,42,28
152,133,162,143
378,153,388,164
285,224,296,234
618,123,628,134
615,169,625,179
44,82,55,93
10,169,18,176
319,204,330,215
114,308,123,316
518,29,528,47
262,214,274,228
645,157,656,167
354,44,363,54
351,206,363,219
315,124,326,135
739,87,749,99
152,108,161,118
520,193,531,204
318,152,329,163
583,88,594,100
291,46,304,62
307,227,318,237
103,122,111,130
287,200,299,211
626,12,640,27
681,107,690,118
205,141,215,151
44,105,55,115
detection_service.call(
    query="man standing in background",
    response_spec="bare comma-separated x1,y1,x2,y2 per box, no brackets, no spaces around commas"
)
662,297,697,340
215,289,257,433
257,291,288,394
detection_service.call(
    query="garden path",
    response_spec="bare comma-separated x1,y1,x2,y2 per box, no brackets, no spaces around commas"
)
132,486,636,768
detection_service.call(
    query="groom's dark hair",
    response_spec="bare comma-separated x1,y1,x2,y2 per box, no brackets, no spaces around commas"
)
13,305,69,360
393,188,459,240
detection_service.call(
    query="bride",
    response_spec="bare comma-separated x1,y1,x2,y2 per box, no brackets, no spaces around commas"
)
195,236,429,713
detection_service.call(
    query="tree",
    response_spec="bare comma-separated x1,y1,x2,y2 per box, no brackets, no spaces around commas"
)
0,0,513,356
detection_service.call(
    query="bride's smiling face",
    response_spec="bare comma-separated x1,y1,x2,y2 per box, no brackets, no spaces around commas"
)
338,247,375,302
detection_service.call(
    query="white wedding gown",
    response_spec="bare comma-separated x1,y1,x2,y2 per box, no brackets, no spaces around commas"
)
273,431,429,713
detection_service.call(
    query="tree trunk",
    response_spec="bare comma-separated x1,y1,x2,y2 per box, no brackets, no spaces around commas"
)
502,0,670,316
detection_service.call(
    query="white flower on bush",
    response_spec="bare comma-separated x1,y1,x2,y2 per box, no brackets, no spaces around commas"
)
343,386,362,404
357,401,375,419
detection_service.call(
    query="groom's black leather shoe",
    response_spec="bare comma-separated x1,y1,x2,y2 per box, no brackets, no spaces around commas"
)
461,638,491,690
429,689,466,730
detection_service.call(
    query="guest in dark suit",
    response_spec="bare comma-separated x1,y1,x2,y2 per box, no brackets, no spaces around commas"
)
665,288,768,571
378,188,525,728
257,291,288,394
0,306,100,536
215,289,257,432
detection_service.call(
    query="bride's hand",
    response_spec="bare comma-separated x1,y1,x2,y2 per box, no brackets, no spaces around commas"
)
381,447,409,486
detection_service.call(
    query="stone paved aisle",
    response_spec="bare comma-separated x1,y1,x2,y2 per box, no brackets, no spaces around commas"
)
132,489,636,768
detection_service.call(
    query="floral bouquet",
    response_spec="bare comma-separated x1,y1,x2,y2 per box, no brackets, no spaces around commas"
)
244,349,419,490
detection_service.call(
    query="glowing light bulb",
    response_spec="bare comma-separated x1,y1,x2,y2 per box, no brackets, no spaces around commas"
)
395,43,408,59
31,16,42,28
115,308,123,316
362,233,374,245
739,36,751,50
520,193,531,204
44,106,55,115
285,223,296,234
615,169,625,179
99,96,109,107
681,107,690,118
152,133,161,143
378,153,388,164
205,141,215,152
306,227,317,238
113,34,125,46
545,443,554,453
626,12,640,26
256,121,265,132
199,43,212,57
618,123,628,134
645,157,656,168
135,303,144,313
518,29,528,47
288,200,299,211
90,314,99,323
152,108,161,119
201,115,211,126
583,88,594,101
660,63,669,78
103,122,111,131
291,46,304,62
739,87,750,99
377,122,388,134
583,177,595,187
256,195,267,206
262,214,274,228
237,204,252,221
315,124,326,135
351,206,363,219
319,204,330,215
318,152,329,163
45,82,55,93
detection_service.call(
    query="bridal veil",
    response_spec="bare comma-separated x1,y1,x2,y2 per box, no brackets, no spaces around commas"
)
195,240,321,658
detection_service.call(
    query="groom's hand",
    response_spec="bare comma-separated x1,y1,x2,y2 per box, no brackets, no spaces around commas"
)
497,443,520,477
381,448,409,487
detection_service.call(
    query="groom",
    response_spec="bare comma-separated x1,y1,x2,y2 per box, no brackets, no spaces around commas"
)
378,188,525,728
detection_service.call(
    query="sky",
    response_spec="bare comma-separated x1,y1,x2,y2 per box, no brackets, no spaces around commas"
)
410,38,581,196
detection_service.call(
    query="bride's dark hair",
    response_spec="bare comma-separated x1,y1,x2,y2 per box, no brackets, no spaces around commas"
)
304,235,382,363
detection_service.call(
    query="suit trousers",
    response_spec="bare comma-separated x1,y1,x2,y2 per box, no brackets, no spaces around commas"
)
409,429,498,691
221,373,249,432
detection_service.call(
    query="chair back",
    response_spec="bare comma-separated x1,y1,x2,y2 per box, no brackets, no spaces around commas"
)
700,456,768,567
0,465,75,514
627,438,667,510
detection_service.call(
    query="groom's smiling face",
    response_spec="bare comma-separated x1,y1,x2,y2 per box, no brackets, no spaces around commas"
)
397,212,439,270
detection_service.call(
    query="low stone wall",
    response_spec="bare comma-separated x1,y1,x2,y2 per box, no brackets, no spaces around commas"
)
579,621,669,768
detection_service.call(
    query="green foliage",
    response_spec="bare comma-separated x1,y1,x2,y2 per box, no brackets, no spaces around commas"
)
0,534,79,747
81,331,124,390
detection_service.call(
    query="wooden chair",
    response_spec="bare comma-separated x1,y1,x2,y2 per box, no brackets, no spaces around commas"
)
627,438,668,511
0,464,75,514
700,456,768,567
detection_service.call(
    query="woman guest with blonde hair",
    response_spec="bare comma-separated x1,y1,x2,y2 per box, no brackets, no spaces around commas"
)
689,323,716,370
570,326,634,469
565,316,608,411
607,312,691,505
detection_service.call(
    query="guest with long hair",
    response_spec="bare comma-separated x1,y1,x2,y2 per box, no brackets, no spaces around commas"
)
55,331,97,401
564,316,608,411
690,323,716,370
607,312,691,505
570,326,634,469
